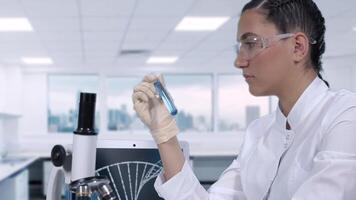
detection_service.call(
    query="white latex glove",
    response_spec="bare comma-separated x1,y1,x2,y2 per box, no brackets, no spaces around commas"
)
132,74,179,144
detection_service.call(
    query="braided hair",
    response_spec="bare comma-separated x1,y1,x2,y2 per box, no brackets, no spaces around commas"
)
242,0,329,87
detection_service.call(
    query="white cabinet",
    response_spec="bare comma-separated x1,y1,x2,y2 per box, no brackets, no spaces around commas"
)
14,169,29,200
0,65,23,116
0,169,29,200
43,160,51,196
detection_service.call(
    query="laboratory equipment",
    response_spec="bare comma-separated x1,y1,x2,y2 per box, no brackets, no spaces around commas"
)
95,140,189,200
154,80,178,116
46,92,115,200
47,139,189,200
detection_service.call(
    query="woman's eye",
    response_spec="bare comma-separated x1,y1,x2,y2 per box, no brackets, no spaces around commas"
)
244,41,257,49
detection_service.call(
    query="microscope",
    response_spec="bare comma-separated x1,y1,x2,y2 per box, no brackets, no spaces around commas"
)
46,93,115,200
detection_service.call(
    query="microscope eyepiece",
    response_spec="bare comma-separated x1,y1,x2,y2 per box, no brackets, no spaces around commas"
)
74,92,97,136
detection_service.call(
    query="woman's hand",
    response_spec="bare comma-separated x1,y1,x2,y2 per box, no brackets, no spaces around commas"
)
132,74,179,144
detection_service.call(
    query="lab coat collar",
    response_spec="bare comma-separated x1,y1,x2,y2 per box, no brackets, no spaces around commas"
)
275,77,328,131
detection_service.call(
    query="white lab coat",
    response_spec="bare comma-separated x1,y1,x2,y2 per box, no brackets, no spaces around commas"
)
154,77,356,200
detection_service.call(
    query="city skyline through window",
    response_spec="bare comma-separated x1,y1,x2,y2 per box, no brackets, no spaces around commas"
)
48,74,269,134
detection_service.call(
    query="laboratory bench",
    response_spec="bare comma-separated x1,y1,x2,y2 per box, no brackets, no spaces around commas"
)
0,155,39,200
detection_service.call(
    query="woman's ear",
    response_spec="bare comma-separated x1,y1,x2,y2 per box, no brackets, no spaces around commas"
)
292,32,310,62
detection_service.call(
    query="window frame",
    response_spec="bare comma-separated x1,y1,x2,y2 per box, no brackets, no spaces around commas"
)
46,72,274,135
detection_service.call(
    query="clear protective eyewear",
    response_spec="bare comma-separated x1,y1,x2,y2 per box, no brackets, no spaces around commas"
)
235,33,295,60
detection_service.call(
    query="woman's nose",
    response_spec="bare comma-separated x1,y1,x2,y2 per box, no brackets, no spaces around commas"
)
234,54,248,69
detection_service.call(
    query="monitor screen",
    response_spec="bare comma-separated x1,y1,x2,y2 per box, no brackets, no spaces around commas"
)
95,148,163,200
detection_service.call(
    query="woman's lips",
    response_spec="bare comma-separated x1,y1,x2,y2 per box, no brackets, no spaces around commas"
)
243,74,255,82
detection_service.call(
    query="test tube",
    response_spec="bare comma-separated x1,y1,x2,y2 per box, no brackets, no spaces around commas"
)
154,80,178,116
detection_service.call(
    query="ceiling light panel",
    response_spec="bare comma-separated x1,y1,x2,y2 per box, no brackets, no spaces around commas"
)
0,18,33,31
175,16,229,31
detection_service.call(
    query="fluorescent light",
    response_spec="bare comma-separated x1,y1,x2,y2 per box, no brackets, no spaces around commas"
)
0,18,33,31
353,27,356,32
146,56,178,64
21,57,53,65
175,16,230,31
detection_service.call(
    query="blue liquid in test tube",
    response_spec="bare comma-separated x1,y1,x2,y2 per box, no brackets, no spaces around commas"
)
154,80,178,116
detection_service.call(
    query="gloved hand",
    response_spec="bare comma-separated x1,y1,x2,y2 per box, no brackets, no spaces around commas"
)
132,74,179,144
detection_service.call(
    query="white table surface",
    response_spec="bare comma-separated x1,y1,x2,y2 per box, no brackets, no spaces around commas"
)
0,156,39,182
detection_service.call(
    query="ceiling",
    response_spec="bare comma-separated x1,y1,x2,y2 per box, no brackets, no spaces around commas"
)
0,0,355,73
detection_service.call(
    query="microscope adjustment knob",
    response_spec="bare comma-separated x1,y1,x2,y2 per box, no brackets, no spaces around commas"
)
51,145,66,167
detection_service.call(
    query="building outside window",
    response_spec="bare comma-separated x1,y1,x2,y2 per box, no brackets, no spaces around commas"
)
165,74,212,132
106,77,146,132
218,75,269,131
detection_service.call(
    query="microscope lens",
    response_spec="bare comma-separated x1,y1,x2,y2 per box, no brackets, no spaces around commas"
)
75,185,91,200
98,184,116,200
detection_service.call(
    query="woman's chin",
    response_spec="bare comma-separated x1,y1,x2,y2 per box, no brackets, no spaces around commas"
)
248,86,269,97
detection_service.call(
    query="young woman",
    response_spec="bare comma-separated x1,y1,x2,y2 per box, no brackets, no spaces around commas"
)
132,0,356,199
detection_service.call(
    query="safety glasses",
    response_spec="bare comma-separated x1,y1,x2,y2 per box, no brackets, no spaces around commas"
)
235,33,295,60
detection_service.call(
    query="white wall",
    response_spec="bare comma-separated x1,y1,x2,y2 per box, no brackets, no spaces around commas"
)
353,66,356,91
2,118,20,152
0,119,4,157
322,57,356,92
0,68,5,111
0,65,23,155
19,73,47,136
324,65,354,91
0,66,23,115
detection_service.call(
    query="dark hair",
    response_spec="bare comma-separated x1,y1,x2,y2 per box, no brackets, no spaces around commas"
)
242,0,329,87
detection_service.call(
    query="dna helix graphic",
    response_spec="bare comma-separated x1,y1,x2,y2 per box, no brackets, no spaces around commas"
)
95,160,163,200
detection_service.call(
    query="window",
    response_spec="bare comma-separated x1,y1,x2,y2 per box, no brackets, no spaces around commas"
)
47,74,272,134
48,75,99,133
165,75,212,132
106,77,146,131
218,75,269,131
